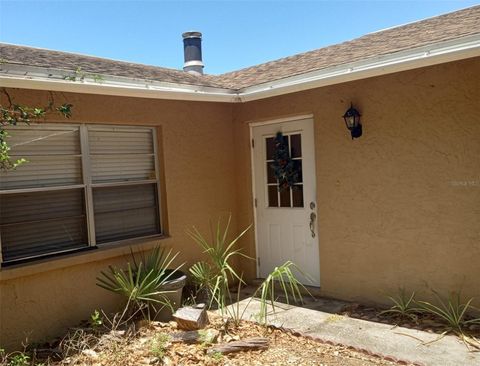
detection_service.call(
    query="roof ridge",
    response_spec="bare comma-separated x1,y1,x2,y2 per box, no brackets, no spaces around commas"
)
365,3,480,35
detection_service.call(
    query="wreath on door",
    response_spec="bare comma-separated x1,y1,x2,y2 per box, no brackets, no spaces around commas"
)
271,131,300,191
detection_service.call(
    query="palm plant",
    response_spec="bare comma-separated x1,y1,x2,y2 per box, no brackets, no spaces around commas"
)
378,288,421,321
254,261,312,324
96,247,182,320
417,291,480,332
189,261,215,304
220,261,312,326
188,216,314,328
187,215,251,311
417,290,480,349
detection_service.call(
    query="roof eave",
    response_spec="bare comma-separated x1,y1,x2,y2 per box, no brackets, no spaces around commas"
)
237,33,480,102
0,65,238,103
1,34,479,103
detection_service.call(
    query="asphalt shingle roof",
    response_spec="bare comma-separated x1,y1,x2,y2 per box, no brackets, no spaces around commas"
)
0,44,225,88
1,6,479,91
216,5,480,89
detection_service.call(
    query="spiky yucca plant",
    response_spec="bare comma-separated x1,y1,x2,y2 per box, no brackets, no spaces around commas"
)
187,215,251,311
255,261,312,324
417,291,480,333
379,288,421,321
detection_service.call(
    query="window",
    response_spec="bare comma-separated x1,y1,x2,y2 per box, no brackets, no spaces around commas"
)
0,124,162,265
265,133,304,208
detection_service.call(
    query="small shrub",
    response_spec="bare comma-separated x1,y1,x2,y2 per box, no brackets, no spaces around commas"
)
210,351,223,361
150,333,170,359
197,329,219,348
6,352,29,366
187,215,251,311
96,246,183,320
255,261,311,324
379,288,420,321
417,291,480,333
90,309,103,328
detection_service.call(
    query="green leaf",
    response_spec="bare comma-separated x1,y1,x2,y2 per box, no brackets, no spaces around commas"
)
96,245,183,320
187,214,252,311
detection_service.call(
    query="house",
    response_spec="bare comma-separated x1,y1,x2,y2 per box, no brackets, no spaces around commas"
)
1,6,479,350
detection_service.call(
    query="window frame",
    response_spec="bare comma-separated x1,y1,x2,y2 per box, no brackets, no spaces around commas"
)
0,123,164,266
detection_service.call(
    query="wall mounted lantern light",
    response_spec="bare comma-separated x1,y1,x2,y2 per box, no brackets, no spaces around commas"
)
342,103,362,139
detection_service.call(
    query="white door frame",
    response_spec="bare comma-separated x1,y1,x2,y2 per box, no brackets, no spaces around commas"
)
249,113,315,278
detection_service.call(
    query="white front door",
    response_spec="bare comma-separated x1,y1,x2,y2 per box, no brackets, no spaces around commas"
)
252,117,320,286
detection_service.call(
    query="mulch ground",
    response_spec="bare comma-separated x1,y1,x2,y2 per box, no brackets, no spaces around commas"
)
160,318,400,366
26,313,404,366
340,302,480,338
11,295,480,366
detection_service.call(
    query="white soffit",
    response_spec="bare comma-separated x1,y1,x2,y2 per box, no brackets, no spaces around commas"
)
0,34,479,103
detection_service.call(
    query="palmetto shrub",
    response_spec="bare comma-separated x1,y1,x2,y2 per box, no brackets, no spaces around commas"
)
97,246,183,320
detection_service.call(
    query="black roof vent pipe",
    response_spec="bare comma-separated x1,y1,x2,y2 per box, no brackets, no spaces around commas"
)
182,31,204,75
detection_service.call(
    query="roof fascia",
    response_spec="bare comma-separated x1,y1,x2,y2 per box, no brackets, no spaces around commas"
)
238,33,480,102
0,34,479,103
0,65,238,103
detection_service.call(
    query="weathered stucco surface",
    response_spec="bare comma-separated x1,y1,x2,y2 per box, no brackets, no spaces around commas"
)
0,91,237,349
1,57,479,350
233,57,480,306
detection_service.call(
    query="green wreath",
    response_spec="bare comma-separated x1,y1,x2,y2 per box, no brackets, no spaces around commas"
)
271,132,300,191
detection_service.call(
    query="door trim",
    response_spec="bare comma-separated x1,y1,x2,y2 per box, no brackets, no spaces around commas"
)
248,113,314,128
249,113,314,278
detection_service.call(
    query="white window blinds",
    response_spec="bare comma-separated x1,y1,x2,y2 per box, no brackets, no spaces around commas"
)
88,128,156,183
0,126,82,190
0,124,162,265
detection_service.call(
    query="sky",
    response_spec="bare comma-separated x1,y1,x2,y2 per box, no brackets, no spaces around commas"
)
0,1,478,74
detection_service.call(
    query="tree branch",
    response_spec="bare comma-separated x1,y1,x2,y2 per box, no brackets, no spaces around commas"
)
1,88,13,108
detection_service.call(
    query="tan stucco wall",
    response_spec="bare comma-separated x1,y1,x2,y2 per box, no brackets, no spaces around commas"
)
0,90,238,349
1,57,479,350
233,57,480,306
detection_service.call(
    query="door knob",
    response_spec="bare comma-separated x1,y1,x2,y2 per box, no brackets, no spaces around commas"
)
309,212,316,238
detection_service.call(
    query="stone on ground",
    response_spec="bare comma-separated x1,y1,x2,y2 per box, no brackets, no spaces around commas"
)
173,303,209,330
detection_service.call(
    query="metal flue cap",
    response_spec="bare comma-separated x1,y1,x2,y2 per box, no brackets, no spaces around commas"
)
182,31,202,39
182,31,204,75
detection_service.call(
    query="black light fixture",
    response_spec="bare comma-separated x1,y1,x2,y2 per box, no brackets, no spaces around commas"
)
342,103,362,139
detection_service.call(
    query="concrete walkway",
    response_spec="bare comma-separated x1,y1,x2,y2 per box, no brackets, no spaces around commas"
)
226,296,480,366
